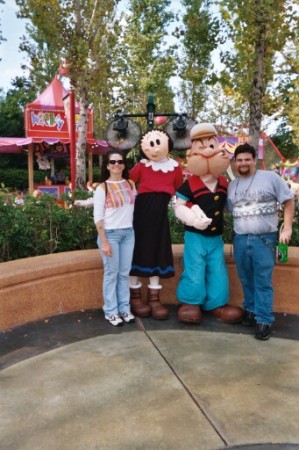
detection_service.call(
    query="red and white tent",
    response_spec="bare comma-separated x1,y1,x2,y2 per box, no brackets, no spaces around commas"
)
0,76,110,191
0,76,109,152
24,75,95,142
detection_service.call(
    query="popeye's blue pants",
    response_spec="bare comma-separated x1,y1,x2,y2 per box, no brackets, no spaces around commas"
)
177,231,229,310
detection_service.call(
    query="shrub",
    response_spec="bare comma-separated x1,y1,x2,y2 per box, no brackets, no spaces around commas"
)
0,168,47,191
168,206,184,244
0,194,298,262
0,194,97,262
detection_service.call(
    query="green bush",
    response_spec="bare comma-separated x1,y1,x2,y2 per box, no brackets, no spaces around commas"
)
169,208,234,245
169,206,299,247
168,206,184,244
0,194,97,262
0,194,298,263
0,168,47,191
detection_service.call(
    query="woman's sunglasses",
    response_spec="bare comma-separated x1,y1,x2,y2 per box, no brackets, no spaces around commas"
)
109,159,124,165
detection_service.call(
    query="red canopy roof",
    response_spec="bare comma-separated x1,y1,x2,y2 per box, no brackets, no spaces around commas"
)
24,75,96,141
5,75,110,154
0,136,110,154
26,75,73,110
0,76,110,154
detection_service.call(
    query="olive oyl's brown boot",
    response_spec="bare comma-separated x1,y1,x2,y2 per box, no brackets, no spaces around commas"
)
130,287,151,317
147,287,169,320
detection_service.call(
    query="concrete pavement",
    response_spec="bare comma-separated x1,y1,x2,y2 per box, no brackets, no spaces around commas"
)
1,307,299,450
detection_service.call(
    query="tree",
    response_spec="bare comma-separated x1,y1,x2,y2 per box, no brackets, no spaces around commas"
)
271,123,299,160
218,0,299,149
175,0,220,118
0,76,35,137
16,0,120,188
274,40,299,147
0,77,36,171
113,0,176,120
198,83,250,133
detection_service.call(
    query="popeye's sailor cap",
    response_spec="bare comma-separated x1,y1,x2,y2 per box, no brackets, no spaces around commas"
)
190,123,217,141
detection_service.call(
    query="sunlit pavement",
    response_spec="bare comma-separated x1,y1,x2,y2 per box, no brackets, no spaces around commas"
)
1,306,299,450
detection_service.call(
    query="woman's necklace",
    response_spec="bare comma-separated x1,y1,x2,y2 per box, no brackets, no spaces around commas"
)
234,171,257,197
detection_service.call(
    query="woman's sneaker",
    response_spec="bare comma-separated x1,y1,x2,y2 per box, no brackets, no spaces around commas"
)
120,311,135,323
104,314,123,326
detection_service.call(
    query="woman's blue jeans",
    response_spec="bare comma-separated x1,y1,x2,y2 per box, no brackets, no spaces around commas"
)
97,227,135,316
233,232,277,325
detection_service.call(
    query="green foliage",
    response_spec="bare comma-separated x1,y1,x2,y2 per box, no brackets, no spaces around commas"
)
0,168,46,191
0,194,97,262
16,0,119,187
113,0,176,117
0,98,24,137
176,0,221,118
223,213,234,244
197,83,249,130
271,124,299,160
0,201,32,261
20,195,67,255
218,0,299,148
169,208,235,245
169,207,299,248
0,195,298,262
168,206,184,244
0,153,29,170
0,77,37,137
290,223,299,248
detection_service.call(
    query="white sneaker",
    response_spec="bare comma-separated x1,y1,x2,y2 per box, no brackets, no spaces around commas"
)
120,311,135,323
104,314,123,326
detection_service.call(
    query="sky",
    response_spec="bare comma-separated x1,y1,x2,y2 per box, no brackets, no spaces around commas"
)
0,0,186,93
0,1,28,92
0,0,280,135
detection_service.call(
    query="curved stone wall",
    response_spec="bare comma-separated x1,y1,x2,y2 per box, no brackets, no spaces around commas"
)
0,245,298,331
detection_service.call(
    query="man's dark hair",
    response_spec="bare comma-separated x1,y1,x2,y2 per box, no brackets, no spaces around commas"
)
234,143,256,160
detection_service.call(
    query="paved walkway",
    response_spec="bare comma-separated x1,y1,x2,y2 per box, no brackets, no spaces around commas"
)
1,306,299,450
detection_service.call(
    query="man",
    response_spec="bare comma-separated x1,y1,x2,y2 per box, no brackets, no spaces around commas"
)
227,143,294,340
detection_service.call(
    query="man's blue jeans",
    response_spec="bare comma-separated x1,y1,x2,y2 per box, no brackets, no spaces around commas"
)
233,232,277,325
97,227,135,316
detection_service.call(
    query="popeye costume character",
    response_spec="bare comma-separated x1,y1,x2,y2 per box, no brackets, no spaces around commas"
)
174,123,243,324
129,129,183,320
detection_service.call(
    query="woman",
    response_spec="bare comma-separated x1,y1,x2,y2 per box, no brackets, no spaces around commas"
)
94,150,136,326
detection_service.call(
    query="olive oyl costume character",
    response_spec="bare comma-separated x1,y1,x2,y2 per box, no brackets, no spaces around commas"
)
129,129,183,320
175,123,243,324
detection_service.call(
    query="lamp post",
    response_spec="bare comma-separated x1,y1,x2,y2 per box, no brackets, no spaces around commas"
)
146,93,155,130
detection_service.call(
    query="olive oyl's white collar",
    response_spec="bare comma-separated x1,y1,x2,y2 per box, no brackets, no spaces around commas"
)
141,158,179,173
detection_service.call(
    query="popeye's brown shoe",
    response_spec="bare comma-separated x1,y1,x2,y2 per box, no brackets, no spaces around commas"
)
209,305,243,323
178,304,202,324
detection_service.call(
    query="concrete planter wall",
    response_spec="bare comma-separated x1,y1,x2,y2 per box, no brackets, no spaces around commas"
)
0,245,298,331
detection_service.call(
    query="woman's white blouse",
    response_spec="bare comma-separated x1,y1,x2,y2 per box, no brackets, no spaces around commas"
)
93,179,136,230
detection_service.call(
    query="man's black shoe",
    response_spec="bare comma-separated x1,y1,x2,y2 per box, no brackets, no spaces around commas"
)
242,310,256,326
255,323,271,340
